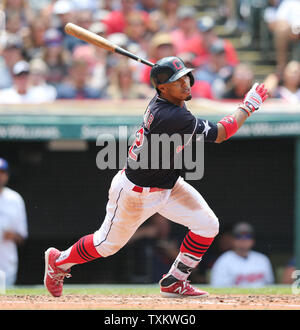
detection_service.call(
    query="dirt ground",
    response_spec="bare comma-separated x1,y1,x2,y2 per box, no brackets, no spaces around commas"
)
0,294,300,310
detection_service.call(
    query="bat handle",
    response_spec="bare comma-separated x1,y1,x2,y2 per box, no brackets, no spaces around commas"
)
115,47,154,67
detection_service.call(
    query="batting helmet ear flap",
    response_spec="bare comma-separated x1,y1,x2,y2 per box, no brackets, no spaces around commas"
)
187,71,194,87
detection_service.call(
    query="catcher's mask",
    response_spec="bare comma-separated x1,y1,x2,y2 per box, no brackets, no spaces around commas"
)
150,56,194,93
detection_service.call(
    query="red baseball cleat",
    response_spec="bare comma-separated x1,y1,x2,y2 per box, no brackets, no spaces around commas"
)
44,247,71,297
159,276,209,298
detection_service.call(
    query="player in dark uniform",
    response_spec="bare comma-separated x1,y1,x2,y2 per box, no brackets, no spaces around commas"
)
125,77,218,189
44,56,268,298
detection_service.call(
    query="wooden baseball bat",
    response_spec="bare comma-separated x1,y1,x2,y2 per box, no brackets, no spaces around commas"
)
64,22,154,67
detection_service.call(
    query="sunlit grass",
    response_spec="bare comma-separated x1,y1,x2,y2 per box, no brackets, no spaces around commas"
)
3,284,293,296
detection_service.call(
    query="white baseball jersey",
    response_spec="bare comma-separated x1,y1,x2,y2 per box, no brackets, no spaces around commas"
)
0,187,28,286
210,250,274,287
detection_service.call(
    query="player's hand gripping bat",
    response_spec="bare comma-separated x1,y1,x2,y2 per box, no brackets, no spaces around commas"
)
64,22,154,67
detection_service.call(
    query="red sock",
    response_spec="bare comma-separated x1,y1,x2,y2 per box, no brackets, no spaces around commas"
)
55,234,102,267
180,231,214,259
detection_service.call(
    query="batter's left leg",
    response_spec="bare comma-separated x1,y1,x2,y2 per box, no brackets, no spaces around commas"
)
158,177,219,296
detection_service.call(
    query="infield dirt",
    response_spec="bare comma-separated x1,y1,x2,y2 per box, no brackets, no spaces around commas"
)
0,294,300,310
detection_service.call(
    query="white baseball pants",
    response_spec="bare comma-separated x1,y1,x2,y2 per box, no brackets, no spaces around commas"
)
93,170,219,257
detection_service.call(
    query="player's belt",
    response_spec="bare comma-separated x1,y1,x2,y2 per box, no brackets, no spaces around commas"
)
132,186,165,193
121,168,165,193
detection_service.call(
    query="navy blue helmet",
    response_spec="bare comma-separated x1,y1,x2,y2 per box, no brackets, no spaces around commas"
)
150,56,195,89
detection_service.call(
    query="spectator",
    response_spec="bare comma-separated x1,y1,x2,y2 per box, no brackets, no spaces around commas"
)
124,11,152,81
190,225,234,284
221,0,239,34
56,59,103,99
72,22,108,92
72,23,107,72
4,10,24,36
261,0,282,56
0,34,24,89
28,0,54,13
88,21,107,38
75,8,93,31
98,0,119,11
194,39,235,99
39,0,63,27
28,57,57,102
263,0,283,31
22,17,49,60
140,32,175,86
71,0,100,12
148,31,176,59
276,60,300,102
210,222,274,287
41,28,71,87
222,63,254,99
52,0,82,52
106,59,152,100
52,0,76,31
0,158,28,287
269,0,300,76
102,0,149,36
0,0,34,29
0,60,31,103
265,60,300,103
125,11,151,55
137,0,160,13
170,6,204,60
150,0,180,32
0,59,55,103
197,16,239,67
105,32,131,82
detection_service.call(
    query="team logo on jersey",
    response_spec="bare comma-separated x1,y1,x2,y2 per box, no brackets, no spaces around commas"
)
201,120,211,137
143,107,154,130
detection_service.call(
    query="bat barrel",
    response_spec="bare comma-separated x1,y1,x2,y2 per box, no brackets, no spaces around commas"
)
65,22,116,52
65,22,154,68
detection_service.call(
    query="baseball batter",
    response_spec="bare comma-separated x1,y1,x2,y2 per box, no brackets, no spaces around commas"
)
44,56,268,298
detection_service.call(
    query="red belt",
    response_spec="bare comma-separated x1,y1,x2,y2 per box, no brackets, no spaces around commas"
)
132,186,165,193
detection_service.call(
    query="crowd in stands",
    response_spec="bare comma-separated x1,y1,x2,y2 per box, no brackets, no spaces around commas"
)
0,0,299,104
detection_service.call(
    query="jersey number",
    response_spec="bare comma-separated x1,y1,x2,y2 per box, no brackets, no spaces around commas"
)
129,127,144,161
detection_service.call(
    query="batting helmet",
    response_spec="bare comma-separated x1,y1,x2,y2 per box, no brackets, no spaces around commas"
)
150,56,195,90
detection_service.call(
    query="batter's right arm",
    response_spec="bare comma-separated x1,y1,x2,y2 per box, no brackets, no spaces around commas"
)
215,83,268,143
